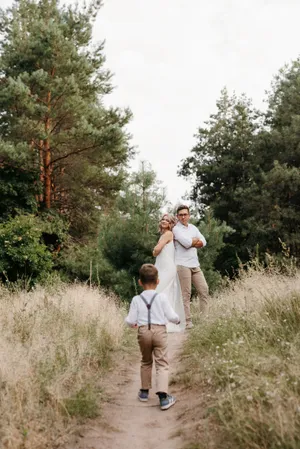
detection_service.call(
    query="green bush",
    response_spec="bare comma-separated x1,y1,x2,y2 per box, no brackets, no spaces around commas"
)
59,238,140,301
98,213,157,300
58,241,115,284
63,386,100,419
195,210,234,292
0,214,54,284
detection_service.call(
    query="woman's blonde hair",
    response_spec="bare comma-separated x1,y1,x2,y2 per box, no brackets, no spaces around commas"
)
158,213,176,234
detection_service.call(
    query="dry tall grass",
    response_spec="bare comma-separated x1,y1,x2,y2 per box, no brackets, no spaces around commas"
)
178,269,300,449
0,284,126,449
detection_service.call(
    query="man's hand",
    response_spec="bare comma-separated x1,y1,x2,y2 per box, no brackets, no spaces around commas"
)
192,238,204,248
194,240,204,248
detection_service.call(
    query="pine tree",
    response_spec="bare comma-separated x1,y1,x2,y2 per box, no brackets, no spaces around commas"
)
179,89,264,272
0,140,39,220
180,72,300,269
262,58,300,257
98,161,168,298
0,0,132,236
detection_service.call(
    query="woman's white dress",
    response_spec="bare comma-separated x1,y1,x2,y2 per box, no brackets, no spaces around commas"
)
155,241,186,332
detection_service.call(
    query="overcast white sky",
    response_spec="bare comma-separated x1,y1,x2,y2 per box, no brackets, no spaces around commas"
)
2,0,300,205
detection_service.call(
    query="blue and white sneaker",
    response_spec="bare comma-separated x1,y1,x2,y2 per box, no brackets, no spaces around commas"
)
138,390,149,402
160,395,176,410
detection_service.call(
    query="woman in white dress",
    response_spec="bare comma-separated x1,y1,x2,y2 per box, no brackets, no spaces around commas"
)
153,214,186,332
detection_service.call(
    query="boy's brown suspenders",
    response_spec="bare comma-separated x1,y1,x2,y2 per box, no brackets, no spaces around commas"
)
139,293,158,330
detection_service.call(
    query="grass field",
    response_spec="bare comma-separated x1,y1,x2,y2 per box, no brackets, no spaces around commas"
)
177,269,300,449
0,283,127,449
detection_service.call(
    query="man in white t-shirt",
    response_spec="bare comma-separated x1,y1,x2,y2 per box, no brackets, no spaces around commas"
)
173,205,209,329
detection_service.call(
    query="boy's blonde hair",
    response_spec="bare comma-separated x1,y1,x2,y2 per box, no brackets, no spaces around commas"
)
139,264,158,285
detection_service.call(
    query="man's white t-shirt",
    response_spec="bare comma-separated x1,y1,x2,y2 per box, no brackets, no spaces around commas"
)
173,222,207,268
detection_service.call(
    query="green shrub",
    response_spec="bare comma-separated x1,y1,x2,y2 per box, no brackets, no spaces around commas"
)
63,386,100,419
196,210,234,293
0,214,53,283
97,213,159,299
0,213,68,287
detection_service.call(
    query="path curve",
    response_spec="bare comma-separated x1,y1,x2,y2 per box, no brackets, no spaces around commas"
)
67,332,186,449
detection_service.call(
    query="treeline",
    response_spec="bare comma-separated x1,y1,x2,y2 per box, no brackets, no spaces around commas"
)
0,0,134,291
0,0,298,299
180,68,300,275
0,0,229,299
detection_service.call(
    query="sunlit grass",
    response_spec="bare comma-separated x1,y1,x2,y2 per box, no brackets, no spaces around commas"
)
179,269,300,449
0,283,127,449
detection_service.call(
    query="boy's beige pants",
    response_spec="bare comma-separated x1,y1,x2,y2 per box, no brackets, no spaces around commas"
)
137,324,168,393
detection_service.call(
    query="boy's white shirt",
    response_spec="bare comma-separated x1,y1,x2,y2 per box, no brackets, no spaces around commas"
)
125,289,180,327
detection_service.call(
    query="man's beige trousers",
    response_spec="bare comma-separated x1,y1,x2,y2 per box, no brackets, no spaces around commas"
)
137,324,169,393
177,266,209,324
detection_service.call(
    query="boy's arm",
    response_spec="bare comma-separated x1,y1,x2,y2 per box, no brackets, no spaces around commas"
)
162,296,180,324
125,298,138,327
173,226,193,249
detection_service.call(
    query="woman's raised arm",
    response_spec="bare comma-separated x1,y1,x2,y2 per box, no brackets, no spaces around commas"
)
153,231,173,257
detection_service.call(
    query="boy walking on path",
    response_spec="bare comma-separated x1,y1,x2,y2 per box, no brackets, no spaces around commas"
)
125,264,180,410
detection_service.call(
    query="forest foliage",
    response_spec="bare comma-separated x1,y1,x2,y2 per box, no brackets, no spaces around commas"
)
179,70,300,275
0,0,299,298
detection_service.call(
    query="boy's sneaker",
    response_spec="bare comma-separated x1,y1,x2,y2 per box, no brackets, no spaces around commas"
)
160,395,176,410
138,390,149,402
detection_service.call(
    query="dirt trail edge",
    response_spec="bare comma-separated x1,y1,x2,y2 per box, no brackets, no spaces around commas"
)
67,332,187,449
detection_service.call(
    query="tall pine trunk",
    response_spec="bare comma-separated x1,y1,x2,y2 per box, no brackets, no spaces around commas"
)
39,141,44,203
44,138,51,209
44,91,52,209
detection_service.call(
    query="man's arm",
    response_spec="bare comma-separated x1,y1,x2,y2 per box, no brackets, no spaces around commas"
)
192,237,203,248
173,226,193,248
196,229,207,247
192,228,207,248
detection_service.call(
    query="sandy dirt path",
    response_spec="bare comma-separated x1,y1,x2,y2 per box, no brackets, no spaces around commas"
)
67,332,186,449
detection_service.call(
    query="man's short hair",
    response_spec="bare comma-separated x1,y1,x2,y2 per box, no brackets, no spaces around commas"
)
139,264,158,285
177,204,190,214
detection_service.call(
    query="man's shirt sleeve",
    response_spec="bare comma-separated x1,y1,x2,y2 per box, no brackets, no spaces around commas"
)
196,228,207,247
173,226,193,248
